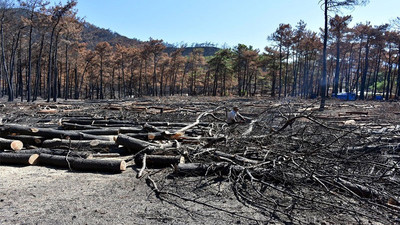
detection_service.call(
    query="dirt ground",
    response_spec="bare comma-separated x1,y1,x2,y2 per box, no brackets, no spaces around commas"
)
1,165,267,225
0,96,399,224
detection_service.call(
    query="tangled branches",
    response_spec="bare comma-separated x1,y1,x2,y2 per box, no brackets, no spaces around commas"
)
149,100,400,224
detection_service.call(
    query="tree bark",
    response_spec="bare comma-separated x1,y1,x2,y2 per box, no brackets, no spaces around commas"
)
38,153,126,173
319,0,328,110
42,139,118,151
2,124,111,141
0,153,39,165
115,134,157,153
134,154,184,168
0,137,23,151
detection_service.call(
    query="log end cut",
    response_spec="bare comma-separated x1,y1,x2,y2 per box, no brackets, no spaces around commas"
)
120,161,127,171
28,154,40,165
11,140,23,151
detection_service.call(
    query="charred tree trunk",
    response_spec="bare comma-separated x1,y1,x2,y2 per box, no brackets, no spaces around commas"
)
38,153,126,173
0,153,39,165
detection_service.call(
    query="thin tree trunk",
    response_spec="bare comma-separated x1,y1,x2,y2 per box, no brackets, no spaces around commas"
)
53,31,60,102
64,44,69,100
33,34,45,101
359,38,370,100
320,0,328,110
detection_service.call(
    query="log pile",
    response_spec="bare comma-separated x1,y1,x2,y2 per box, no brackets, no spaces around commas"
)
0,99,399,223
0,107,214,173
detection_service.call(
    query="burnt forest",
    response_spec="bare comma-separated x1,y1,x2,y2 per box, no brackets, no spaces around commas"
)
0,0,399,224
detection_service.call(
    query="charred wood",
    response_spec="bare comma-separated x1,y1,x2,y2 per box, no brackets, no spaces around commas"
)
38,153,126,173
0,152,39,165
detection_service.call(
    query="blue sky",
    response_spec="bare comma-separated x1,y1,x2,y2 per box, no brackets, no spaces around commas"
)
51,0,399,50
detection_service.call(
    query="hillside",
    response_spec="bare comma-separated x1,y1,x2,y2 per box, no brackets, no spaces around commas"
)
81,23,219,56
80,22,142,49
9,7,219,56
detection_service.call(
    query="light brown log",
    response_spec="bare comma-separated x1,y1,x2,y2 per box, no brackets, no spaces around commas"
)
135,154,185,168
38,153,126,173
0,152,39,165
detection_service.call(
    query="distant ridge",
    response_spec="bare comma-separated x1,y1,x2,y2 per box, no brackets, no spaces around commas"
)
81,23,220,56
9,7,220,56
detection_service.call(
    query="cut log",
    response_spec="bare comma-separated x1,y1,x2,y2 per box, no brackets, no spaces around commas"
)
19,148,91,158
38,108,58,114
0,152,39,165
6,135,45,146
124,132,175,141
135,154,185,168
79,128,120,135
124,132,157,141
61,122,102,130
345,111,368,115
90,153,121,158
143,123,165,133
0,137,23,151
115,134,158,153
118,127,144,134
42,139,118,152
2,124,110,141
38,153,126,173
62,119,134,126
175,162,231,176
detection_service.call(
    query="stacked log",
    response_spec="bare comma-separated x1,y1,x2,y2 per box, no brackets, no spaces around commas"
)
0,152,39,165
0,137,23,151
0,114,214,173
38,153,126,173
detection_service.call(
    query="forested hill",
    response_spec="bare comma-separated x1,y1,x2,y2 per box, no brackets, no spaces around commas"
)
80,23,141,49
11,8,220,56
165,46,220,56
81,22,219,56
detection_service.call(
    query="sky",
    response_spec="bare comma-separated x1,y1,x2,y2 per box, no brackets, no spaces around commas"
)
50,0,400,51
